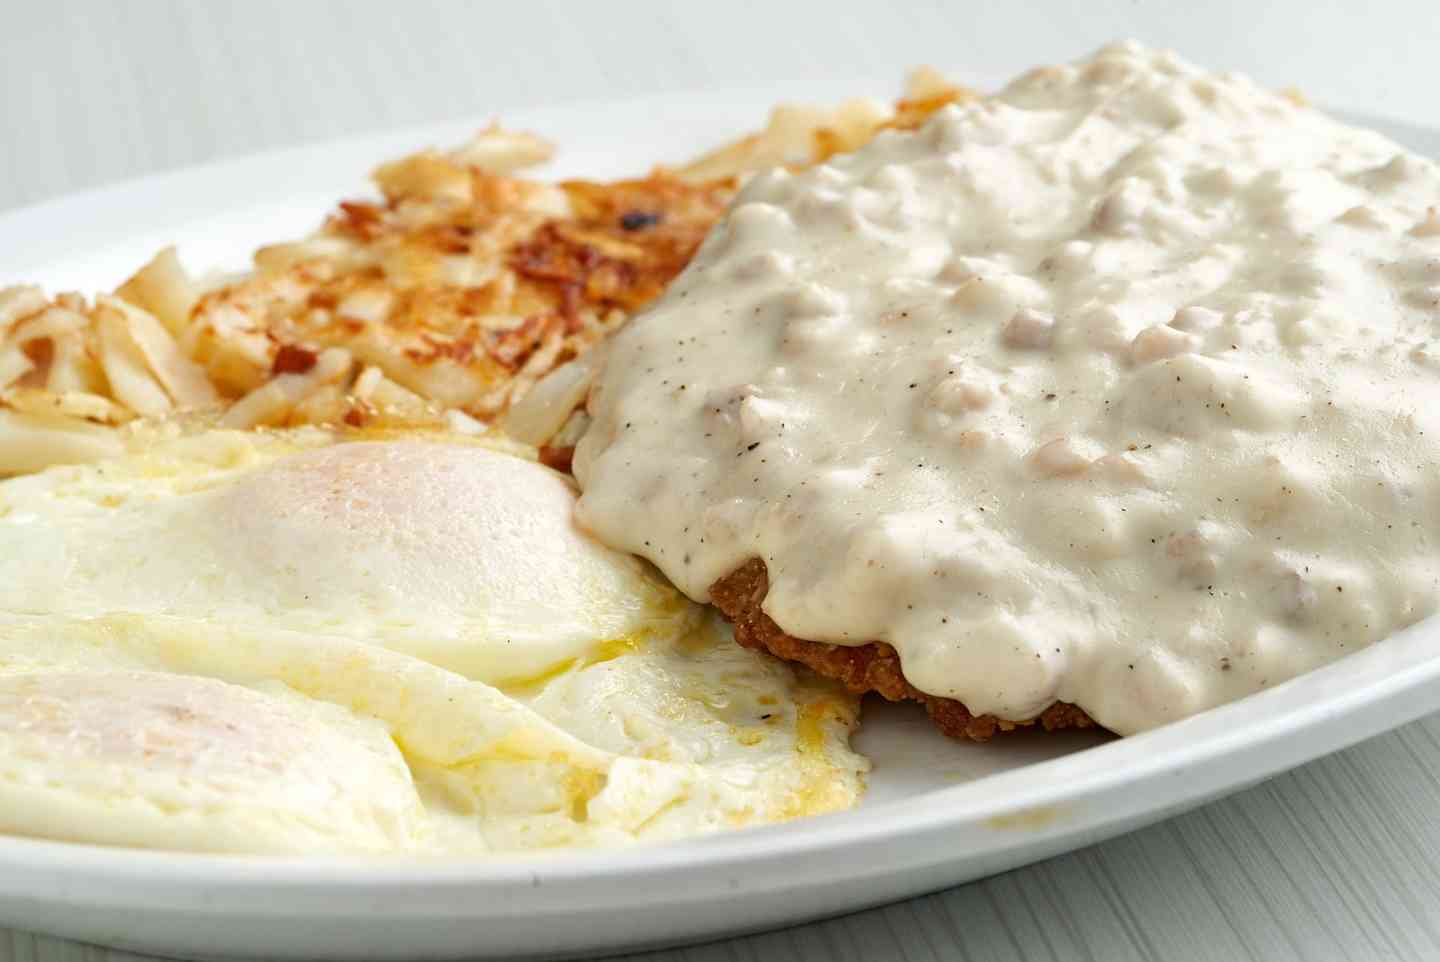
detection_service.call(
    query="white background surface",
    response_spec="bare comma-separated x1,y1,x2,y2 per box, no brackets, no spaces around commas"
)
5,2,1440,960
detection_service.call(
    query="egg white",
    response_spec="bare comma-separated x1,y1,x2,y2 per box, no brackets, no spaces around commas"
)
0,429,681,685
0,668,427,854
0,429,867,855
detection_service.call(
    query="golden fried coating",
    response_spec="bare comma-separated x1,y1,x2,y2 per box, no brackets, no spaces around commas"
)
710,559,1097,742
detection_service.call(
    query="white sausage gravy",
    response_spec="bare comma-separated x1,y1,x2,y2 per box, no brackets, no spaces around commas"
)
573,42,1440,734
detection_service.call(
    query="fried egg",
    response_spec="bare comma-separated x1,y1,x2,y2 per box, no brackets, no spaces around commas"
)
0,669,427,854
0,430,866,855
0,430,681,685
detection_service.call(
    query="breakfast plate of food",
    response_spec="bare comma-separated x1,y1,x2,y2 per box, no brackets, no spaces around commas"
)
3,41,1440,960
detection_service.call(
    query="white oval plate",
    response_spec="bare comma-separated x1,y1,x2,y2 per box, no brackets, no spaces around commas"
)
3,87,1440,962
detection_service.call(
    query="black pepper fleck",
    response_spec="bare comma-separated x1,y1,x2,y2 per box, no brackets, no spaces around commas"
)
619,210,662,231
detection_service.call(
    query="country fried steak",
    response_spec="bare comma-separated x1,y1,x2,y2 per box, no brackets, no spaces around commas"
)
710,558,1097,741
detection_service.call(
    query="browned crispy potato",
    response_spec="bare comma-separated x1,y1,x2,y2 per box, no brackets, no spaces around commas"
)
0,71,974,474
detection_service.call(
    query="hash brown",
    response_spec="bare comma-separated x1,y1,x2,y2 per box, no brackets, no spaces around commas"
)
0,73,974,475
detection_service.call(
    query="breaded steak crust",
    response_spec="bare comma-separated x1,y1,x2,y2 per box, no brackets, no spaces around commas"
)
710,559,1097,741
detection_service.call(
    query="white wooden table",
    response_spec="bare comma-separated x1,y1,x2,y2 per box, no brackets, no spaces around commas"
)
5,2,1440,960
